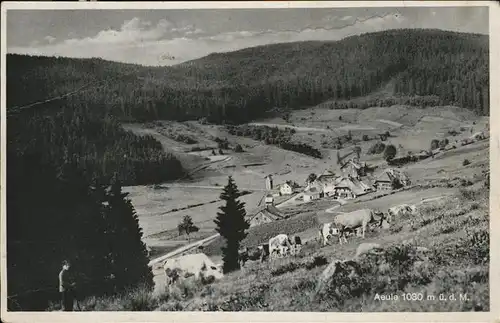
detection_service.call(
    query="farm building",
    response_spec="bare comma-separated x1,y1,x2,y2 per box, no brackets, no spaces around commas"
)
374,168,411,191
340,159,369,179
374,172,393,191
332,176,372,199
304,187,323,202
279,182,293,195
308,170,338,196
247,205,286,227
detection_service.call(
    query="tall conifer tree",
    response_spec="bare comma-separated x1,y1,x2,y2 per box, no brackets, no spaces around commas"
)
214,176,249,273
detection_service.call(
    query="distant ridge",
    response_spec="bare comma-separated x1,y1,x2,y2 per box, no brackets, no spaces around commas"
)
7,28,489,124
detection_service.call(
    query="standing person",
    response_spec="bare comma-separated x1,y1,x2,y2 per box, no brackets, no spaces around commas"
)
59,260,76,311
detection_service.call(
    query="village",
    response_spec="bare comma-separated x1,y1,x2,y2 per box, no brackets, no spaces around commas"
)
246,128,487,229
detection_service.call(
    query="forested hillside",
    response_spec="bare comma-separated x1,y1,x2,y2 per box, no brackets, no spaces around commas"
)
8,29,489,124
8,102,184,186
7,91,182,310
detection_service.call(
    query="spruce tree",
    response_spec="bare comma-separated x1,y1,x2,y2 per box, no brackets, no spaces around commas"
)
104,176,154,293
214,176,249,273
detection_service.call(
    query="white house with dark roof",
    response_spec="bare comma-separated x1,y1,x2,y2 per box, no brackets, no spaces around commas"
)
332,175,372,199
374,171,393,191
304,187,323,202
279,181,295,195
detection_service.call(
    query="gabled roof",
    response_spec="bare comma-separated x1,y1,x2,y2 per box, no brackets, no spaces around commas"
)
248,204,285,222
305,186,321,195
375,171,392,182
318,170,336,178
334,177,370,195
316,171,339,185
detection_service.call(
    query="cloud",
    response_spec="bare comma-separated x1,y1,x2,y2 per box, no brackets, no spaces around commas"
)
65,17,174,45
44,36,56,44
7,10,485,67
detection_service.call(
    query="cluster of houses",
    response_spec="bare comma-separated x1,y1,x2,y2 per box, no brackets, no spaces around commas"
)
247,158,412,227
270,159,411,202
245,127,487,228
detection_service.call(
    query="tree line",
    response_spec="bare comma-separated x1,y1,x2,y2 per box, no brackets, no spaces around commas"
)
8,100,184,186
7,29,489,125
226,124,322,158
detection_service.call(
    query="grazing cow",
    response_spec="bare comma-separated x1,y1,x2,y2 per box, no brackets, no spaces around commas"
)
387,204,417,222
268,234,293,258
333,209,385,245
319,222,340,246
290,236,303,255
163,253,223,287
320,223,364,246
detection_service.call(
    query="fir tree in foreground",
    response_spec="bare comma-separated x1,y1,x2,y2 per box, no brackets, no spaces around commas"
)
214,176,250,274
104,175,154,293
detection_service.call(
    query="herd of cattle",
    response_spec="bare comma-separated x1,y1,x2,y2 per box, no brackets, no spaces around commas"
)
162,204,418,288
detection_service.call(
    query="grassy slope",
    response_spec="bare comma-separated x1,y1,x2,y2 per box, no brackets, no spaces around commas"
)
73,179,489,312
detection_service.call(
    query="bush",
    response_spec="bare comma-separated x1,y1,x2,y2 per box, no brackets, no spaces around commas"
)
368,142,386,155
383,144,397,161
439,138,449,149
362,134,370,141
463,159,471,166
430,139,440,150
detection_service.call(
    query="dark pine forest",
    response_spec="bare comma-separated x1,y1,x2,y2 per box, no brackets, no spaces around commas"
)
6,29,489,310
8,29,489,125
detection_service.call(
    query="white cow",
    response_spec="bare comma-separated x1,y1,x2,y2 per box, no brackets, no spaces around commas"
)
387,204,417,222
333,209,385,245
320,222,364,246
163,253,223,287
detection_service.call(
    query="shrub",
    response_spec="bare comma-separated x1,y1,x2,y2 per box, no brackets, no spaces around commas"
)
458,187,480,201
430,139,440,150
271,261,302,277
368,142,386,155
305,255,328,269
362,134,370,141
463,159,471,166
439,138,449,149
234,144,244,153
383,144,397,161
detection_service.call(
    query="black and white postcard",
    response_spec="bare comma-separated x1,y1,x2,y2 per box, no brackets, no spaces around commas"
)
1,1,498,323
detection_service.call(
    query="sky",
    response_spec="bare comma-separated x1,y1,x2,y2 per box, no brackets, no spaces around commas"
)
6,6,489,66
